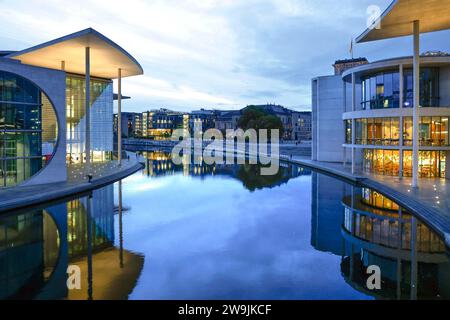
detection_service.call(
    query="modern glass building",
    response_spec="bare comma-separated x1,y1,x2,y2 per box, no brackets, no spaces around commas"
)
313,0,450,182
0,28,143,188
341,54,450,179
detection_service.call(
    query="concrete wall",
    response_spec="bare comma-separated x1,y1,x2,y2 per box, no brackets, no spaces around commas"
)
312,79,318,160
440,66,450,107
312,75,345,162
0,58,67,185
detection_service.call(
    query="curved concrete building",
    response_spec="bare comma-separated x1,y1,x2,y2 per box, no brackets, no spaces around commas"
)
313,0,450,183
0,28,143,188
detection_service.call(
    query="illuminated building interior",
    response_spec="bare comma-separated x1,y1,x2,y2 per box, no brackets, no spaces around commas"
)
66,74,113,165
339,53,450,180
363,149,446,178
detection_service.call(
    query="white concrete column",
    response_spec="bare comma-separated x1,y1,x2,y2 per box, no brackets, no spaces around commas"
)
399,116,404,178
412,21,420,188
118,68,122,166
343,80,347,166
85,47,91,167
399,64,404,109
351,120,356,174
351,73,356,174
351,73,356,112
399,64,404,178
343,79,347,112
313,79,319,161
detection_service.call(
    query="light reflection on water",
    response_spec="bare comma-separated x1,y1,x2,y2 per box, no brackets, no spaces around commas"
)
0,150,449,300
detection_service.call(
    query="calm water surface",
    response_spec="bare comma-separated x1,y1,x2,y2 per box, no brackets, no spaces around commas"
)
1,150,449,300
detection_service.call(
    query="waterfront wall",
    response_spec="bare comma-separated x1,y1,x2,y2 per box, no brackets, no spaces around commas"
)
123,138,312,157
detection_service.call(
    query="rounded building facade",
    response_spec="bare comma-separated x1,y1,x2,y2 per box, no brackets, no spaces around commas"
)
342,54,450,179
0,70,59,187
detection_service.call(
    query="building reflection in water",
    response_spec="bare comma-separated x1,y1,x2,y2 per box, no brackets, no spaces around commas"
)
311,172,450,300
2,150,449,300
139,150,311,191
0,183,143,300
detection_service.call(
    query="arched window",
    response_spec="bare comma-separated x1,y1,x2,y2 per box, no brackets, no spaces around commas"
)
0,71,58,187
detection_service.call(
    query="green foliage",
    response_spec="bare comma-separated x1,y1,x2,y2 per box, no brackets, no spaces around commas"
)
236,164,287,192
238,106,284,136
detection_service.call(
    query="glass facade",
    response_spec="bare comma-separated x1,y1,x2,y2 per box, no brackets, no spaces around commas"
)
403,116,449,146
361,68,440,109
0,71,58,187
355,117,400,146
363,149,400,176
403,150,446,178
345,120,352,144
350,117,449,147
363,149,446,178
66,75,113,164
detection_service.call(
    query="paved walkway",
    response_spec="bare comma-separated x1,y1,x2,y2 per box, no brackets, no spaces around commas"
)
289,156,450,248
0,158,143,214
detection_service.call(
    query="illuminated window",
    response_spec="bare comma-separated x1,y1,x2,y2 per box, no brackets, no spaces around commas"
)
403,150,446,178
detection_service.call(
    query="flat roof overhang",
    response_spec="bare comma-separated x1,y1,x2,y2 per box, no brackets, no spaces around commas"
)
114,93,131,100
6,28,143,79
356,0,450,43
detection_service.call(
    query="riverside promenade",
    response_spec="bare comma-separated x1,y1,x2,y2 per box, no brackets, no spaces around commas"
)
0,157,144,214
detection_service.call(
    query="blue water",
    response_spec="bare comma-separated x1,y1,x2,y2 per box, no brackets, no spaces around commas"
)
1,152,449,300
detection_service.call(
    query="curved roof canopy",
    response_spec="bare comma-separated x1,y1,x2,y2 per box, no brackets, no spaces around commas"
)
356,0,450,43
6,28,143,79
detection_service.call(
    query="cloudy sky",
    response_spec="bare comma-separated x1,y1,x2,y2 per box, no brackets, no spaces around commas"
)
1,0,449,112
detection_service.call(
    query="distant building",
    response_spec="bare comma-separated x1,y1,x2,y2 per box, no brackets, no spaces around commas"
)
292,111,312,141
114,112,142,138
190,109,216,132
127,105,310,141
215,110,242,133
333,58,368,75
142,109,188,140
134,113,143,137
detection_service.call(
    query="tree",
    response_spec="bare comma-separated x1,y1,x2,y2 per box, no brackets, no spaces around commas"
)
238,106,284,136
